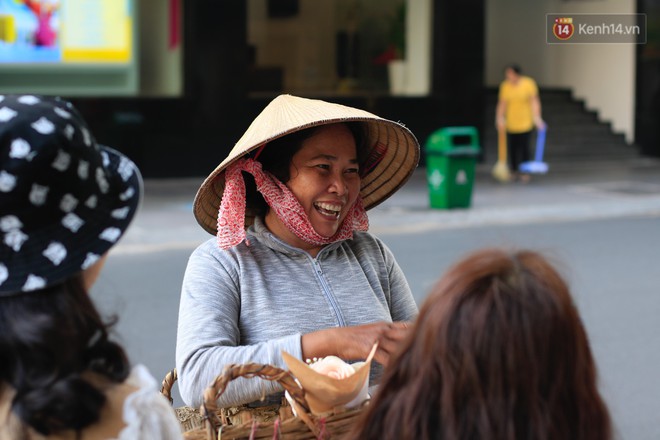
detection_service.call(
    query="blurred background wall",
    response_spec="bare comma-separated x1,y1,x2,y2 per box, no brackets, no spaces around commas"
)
0,0,656,176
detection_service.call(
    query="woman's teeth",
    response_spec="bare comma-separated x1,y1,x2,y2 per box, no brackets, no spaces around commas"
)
314,202,341,218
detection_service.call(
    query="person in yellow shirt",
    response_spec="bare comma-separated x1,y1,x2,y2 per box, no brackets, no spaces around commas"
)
496,64,546,182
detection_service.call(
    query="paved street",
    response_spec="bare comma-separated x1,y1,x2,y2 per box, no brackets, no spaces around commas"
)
93,157,660,439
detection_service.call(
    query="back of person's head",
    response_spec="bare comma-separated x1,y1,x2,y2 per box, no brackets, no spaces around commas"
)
0,276,129,435
0,94,142,436
350,248,612,440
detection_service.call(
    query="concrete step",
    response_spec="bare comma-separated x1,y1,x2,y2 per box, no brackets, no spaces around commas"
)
482,87,636,162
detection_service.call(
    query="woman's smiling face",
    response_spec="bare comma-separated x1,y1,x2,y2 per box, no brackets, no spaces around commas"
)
264,123,361,253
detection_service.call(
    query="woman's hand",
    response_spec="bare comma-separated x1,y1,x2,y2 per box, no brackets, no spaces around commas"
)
496,117,506,132
301,321,412,367
534,116,547,131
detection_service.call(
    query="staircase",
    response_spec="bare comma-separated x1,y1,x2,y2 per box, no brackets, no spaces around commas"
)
483,88,639,165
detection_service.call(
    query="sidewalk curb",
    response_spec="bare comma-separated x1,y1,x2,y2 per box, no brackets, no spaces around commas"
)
369,196,660,235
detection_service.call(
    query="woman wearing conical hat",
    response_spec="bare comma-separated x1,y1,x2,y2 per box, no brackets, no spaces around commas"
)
175,95,421,409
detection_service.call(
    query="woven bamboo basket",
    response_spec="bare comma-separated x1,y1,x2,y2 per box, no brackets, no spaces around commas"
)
161,369,207,432
161,363,367,440
160,367,291,433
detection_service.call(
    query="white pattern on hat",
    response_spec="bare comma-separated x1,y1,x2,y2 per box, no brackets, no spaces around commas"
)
0,171,17,192
111,206,130,220
18,95,40,105
4,229,28,252
54,107,72,119
119,186,135,201
64,124,75,140
117,157,134,181
51,150,71,171
0,264,7,286
0,107,18,122
81,253,100,270
99,227,121,243
85,195,98,208
0,95,143,295
96,167,109,193
9,138,31,159
78,160,89,179
43,242,67,265
32,117,56,135
29,184,49,206
61,213,84,232
82,127,92,146
0,215,22,232
23,274,46,291
0,96,4,103
60,194,78,212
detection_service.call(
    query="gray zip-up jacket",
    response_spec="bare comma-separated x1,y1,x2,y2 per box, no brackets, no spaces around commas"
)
175,217,418,408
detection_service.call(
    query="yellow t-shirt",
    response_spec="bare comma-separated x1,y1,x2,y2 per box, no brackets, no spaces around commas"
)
498,76,538,133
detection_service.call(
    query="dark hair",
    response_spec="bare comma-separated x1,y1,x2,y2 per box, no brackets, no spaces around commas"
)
505,63,522,75
245,122,367,216
0,275,130,436
349,248,612,440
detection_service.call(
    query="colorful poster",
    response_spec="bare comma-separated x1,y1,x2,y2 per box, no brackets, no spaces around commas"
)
0,0,132,64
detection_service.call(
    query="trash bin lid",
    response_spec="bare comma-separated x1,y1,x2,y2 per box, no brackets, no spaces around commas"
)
440,146,480,157
425,126,480,154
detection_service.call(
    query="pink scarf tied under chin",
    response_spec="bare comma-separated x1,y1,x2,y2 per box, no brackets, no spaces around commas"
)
216,158,369,250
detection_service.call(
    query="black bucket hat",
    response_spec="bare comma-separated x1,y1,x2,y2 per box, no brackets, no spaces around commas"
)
0,95,142,295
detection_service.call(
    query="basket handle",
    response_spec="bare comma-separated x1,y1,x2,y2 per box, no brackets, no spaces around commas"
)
160,368,178,405
200,363,311,440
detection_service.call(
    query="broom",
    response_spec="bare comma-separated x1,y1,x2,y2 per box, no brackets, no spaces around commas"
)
519,127,548,174
492,128,511,182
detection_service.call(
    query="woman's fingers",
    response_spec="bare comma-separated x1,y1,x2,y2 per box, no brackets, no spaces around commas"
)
373,321,412,366
302,321,412,365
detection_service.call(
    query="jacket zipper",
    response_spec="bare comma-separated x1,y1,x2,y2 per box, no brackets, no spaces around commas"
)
311,257,346,327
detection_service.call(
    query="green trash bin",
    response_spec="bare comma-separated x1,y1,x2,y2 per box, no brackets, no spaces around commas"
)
425,126,480,209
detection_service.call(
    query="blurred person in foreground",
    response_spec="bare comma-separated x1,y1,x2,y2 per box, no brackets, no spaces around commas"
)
0,95,182,439
349,248,612,440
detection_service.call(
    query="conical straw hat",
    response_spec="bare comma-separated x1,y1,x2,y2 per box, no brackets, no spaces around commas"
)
193,94,420,235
